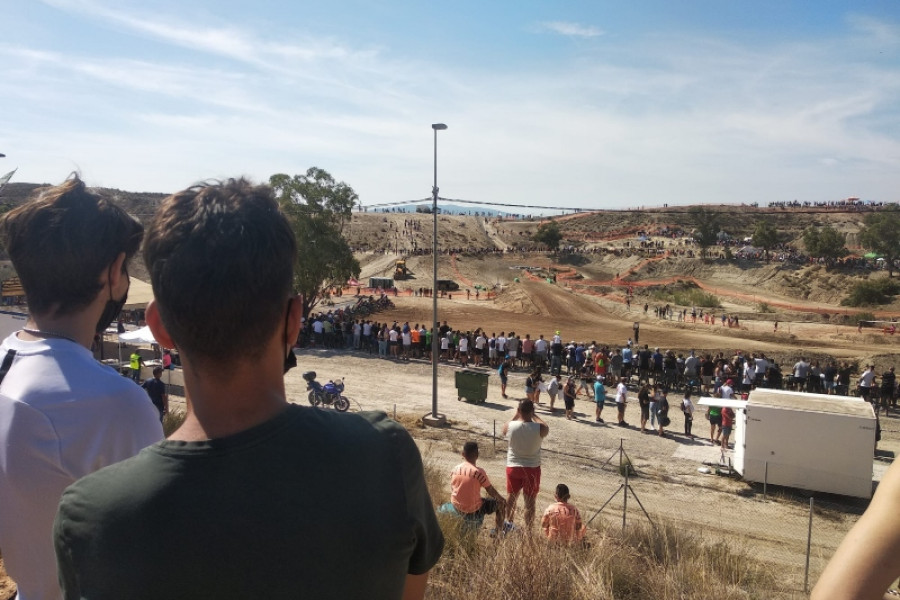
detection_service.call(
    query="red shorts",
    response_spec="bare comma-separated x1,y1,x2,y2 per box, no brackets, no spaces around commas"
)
506,466,541,497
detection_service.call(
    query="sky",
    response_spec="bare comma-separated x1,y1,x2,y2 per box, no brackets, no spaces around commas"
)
2,1,899,211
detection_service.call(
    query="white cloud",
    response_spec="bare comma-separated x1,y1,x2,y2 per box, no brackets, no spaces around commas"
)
539,21,604,38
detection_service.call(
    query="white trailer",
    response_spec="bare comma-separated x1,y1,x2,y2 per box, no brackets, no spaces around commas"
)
729,389,876,499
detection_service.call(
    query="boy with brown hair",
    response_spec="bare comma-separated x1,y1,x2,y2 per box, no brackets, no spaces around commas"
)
54,178,443,599
0,175,162,600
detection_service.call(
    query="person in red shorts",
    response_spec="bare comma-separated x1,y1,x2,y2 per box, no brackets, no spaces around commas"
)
502,400,549,530
541,483,586,544
449,441,507,531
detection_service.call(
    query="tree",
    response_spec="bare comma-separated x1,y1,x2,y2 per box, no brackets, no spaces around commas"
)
860,207,900,277
532,221,562,251
802,225,848,263
270,168,361,318
689,207,720,258
751,219,778,262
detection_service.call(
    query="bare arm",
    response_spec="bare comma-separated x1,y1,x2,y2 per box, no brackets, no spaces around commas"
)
811,459,900,600
485,484,506,506
401,573,429,600
502,407,522,436
532,413,550,438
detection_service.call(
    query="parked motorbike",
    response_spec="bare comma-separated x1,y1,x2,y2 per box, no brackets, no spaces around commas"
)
302,371,350,412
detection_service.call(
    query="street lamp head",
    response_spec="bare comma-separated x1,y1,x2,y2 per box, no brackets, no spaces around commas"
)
431,123,447,131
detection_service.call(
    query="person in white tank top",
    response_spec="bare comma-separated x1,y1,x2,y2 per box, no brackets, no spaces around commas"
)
502,400,549,530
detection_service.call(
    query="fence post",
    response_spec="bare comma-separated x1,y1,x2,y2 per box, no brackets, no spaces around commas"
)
804,497,814,594
764,461,768,499
393,404,396,420
623,455,629,532
493,420,496,454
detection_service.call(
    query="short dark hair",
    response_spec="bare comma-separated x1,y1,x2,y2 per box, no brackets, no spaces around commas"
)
462,441,479,458
555,483,570,500
143,179,296,365
519,399,535,416
0,175,142,317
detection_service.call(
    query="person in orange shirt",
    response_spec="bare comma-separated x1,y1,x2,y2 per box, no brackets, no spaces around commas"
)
450,441,508,531
541,484,586,543
410,327,420,359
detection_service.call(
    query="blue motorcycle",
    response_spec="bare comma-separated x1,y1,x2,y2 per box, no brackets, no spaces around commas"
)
302,371,350,412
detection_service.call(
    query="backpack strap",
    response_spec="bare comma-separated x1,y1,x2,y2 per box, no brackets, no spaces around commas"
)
0,349,17,387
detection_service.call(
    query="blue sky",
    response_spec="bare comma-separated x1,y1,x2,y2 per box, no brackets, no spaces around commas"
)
2,1,899,210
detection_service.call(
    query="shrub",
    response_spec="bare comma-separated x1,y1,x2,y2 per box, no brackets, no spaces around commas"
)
758,302,773,314
649,283,721,308
162,408,187,437
853,311,876,325
841,278,900,307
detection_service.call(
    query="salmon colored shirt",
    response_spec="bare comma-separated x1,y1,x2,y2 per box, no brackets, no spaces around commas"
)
542,501,585,542
450,462,491,514
410,329,420,344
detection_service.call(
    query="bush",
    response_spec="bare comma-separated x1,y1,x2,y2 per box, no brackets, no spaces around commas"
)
841,278,900,307
853,311,876,325
758,302,773,314
651,287,721,308
162,408,187,437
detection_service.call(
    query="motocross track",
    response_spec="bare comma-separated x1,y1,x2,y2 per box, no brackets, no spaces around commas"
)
3,208,896,597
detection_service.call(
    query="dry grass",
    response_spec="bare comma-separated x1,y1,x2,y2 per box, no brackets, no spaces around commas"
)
420,459,787,600
162,408,187,438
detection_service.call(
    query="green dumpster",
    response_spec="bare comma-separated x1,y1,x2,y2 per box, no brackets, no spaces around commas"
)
455,369,489,404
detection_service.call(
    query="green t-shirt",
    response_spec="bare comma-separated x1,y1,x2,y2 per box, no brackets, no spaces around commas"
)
55,405,444,599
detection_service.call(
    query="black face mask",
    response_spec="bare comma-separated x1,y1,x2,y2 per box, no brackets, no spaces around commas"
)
284,299,297,374
96,267,130,334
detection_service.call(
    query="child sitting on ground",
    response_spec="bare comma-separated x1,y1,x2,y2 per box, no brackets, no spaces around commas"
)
541,483,586,543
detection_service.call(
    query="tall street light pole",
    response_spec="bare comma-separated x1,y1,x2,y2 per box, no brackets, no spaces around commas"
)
424,123,447,427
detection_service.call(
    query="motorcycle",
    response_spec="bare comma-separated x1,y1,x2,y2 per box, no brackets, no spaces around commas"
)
302,371,350,412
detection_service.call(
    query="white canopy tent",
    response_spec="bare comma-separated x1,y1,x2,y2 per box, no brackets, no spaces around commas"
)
118,326,157,345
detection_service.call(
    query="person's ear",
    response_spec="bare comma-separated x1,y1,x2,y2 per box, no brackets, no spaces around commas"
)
105,252,127,288
286,294,303,345
146,300,175,349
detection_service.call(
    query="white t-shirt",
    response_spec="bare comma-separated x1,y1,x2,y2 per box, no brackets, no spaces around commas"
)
458,337,468,352
506,421,543,468
0,333,163,600
616,383,627,404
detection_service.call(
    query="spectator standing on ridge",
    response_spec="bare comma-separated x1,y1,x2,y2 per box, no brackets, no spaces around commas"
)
0,175,163,600
503,400,549,530
54,178,443,599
